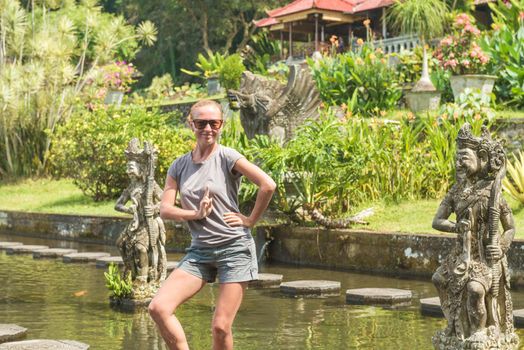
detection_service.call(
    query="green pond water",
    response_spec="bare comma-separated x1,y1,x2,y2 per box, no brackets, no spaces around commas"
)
2,234,524,350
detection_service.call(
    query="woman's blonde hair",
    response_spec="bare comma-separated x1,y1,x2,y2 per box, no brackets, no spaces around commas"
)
187,99,223,122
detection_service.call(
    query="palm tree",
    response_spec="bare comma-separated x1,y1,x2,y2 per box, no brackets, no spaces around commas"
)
388,0,449,92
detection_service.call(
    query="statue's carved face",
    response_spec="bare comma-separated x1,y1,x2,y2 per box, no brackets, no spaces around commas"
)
127,160,141,178
456,148,482,178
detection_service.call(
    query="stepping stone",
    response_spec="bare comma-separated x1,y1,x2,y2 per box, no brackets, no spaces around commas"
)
166,261,179,271
346,288,412,305
420,297,443,317
95,256,123,269
0,324,27,343
0,339,89,349
249,273,283,288
33,248,78,259
0,242,22,250
6,245,49,255
280,280,340,297
63,252,110,263
513,309,524,327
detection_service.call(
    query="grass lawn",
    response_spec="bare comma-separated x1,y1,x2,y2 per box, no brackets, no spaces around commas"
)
2,178,524,238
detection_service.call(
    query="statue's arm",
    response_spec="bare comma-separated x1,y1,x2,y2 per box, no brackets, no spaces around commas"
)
432,200,456,233
114,190,132,214
500,199,515,255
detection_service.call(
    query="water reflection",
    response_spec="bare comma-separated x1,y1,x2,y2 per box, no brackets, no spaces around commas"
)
1,234,524,349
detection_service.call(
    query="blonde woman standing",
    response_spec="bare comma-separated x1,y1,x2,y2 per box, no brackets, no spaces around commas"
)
149,99,276,350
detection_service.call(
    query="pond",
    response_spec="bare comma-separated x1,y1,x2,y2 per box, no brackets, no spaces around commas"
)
2,234,524,349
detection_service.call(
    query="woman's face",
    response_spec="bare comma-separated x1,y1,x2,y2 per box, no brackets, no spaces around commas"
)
190,105,223,146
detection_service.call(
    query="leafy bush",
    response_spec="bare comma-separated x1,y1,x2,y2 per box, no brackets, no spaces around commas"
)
219,54,246,90
49,105,194,201
242,30,281,75
308,44,402,116
503,151,524,204
104,263,132,299
146,74,175,100
180,50,226,79
481,24,524,107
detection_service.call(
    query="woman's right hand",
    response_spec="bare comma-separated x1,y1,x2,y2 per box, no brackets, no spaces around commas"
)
195,186,213,219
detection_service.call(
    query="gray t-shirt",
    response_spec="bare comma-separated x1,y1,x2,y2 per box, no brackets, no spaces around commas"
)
167,144,251,247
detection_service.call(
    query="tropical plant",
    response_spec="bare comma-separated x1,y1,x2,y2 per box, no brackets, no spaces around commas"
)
0,0,156,178
146,74,175,100
180,50,226,79
104,263,133,299
388,0,449,92
219,54,246,90
434,13,490,75
308,43,402,116
49,105,193,201
503,151,524,204
242,30,281,75
480,8,524,106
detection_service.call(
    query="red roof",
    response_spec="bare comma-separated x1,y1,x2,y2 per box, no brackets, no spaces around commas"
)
268,0,355,18
352,0,394,13
256,17,279,27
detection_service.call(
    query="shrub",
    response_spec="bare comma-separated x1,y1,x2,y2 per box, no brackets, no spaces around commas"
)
308,44,402,116
219,54,246,90
49,105,194,201
503,151,524,204
104,263,132,299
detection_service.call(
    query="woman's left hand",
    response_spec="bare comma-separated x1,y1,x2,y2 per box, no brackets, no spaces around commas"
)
223,212,253,228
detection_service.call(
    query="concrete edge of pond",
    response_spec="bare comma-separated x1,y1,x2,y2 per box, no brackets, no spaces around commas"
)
3,210,524,286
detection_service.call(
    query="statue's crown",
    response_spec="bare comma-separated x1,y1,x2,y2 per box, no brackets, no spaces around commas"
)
125,138,146,162
457,122,506,172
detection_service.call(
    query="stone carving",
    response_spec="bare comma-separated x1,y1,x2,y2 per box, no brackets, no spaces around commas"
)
115,138,167,299
228,65,321,142
431,123,519,350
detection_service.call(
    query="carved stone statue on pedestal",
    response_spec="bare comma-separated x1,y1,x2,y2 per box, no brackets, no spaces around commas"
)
115,138,167,300
227,65,321,143
431,123,519,349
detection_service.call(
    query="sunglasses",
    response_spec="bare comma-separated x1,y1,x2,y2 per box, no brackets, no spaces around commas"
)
192,119,223,130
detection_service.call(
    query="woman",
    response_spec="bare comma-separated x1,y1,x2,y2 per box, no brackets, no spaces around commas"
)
148,99,276,350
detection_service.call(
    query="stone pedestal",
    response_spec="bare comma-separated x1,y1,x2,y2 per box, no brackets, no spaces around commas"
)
405,90,441,113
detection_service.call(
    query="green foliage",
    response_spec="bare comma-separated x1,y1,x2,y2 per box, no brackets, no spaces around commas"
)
242,30,281,75
388,0,448,41
481,24,524,107
503,151,524,204
219,54,246,90
0,0,156,179
104,263,133,299
308,44,402,116
489,0,524,30
180,50,226,79
146,74,175,100
49,105,194,201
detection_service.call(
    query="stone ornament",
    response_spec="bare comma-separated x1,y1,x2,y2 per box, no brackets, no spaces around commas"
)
115,138,167,299
431,123,519,349
228,65,321,143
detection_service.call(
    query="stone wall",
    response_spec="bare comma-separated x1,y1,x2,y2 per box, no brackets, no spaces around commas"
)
265,225,524,286
0,210,191,251
493,118,524,155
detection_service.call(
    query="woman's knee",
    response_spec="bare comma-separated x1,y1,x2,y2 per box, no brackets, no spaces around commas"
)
212,317,232,338
148,297,174,322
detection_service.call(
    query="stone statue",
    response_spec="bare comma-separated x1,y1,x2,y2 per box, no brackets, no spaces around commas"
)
115,138,167,298
431,123,519,350
228,65,321,143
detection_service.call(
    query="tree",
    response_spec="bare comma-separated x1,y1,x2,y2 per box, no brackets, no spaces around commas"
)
388,0,449,92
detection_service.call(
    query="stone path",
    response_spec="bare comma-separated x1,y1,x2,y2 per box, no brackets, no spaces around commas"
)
95,256,123,268
420,297,443,317
346,288,412,305
0,324,27,343
63,252,110,263
249,273,283,288
33,249,78,259
280,280,340,297
6,245,49,255
0,339,89,349
0,242,22,250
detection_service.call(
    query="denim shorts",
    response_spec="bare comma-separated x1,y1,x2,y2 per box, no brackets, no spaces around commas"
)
177,236,258,283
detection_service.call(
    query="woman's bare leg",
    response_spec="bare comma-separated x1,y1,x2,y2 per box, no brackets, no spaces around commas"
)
212,282,247,350
149,269,206,350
